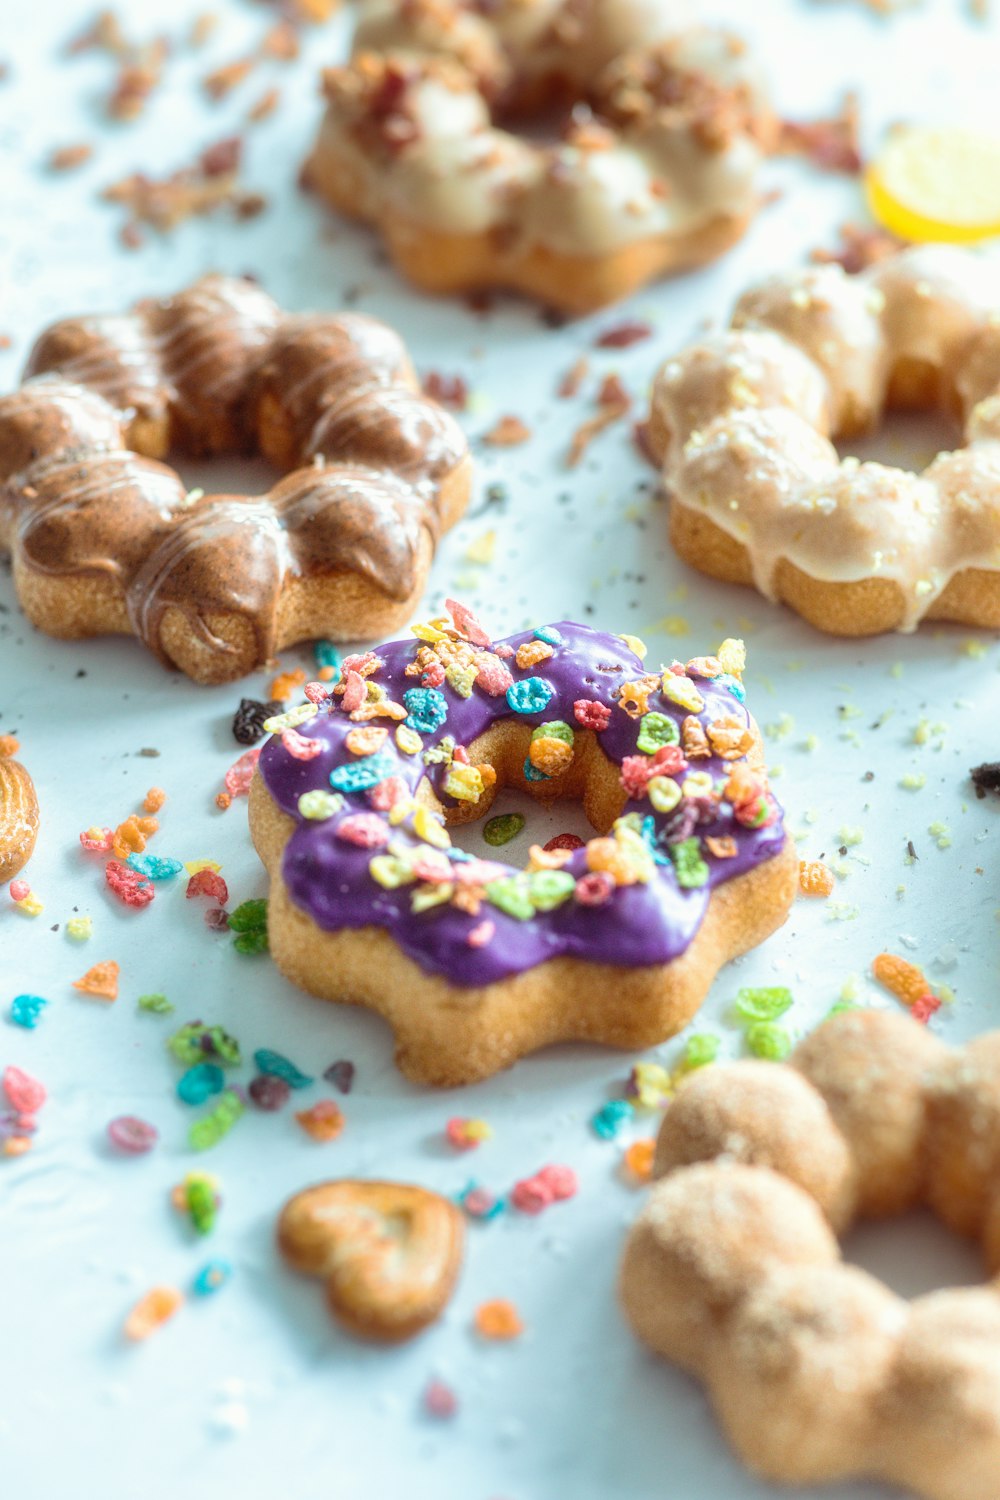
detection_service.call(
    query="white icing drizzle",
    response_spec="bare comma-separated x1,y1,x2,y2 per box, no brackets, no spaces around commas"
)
654,246,1000,629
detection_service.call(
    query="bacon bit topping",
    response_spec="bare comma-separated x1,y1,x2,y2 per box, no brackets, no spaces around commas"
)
595,321,653,349
567,376,632,467
483,414,531,447
557,357,589,398
778,92,862,175
248,87,281,123
423,372,469,410
48,143,94,172
203,57,256,101
811,221,907,275
103,137,264,239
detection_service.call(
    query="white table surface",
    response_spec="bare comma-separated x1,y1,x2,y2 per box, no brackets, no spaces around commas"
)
3,2,1000,1496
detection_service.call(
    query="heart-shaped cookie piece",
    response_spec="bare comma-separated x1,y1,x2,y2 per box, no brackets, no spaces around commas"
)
277,1179,465,1342
0,755,39,882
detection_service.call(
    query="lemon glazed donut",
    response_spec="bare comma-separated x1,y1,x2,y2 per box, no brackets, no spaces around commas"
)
649,244,1000,634
307,0,772,314
0,276,470,684
249,604,796,1086
620,1008,1000,1500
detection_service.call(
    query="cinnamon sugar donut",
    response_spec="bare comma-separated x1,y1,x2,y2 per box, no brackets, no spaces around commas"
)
621,1008,1000,1500
649,245,1000,634
249,608,796,1086
0,276,471,684
307,0,772,313
0,746,39,883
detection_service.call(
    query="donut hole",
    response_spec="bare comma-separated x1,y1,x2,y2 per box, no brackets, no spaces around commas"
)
172,453,286,502
446,784,598,867
842,1207,984,1301
834,403,960,475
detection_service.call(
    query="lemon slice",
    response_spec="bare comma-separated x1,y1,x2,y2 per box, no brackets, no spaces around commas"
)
865,125,1000,243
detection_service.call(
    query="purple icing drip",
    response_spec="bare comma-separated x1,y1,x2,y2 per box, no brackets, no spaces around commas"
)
258,622,787,986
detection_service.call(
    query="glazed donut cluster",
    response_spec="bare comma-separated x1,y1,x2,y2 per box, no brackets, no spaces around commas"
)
649,245,1000,635
620,1008,1000,1500
0,275,470,683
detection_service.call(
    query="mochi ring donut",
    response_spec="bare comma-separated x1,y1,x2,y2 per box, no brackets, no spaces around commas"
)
307,0,772,314
249,605,796,1086
621,1008,1000,1500
649,245,1000,634
0,276,471,683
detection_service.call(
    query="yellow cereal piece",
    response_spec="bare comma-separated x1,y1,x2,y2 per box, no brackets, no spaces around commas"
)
395,725,423,755
413,806,451,848
298,790,343,820
648,776,681,814
263,704,315,734
866,125,1000,243
411,882,454,913
661,674,705,713
15,892,44,917
682,771,715,799
66,915,93,942
443,765,485,803
445,663,478,698
619,634,647,659
717,638,746,677
184,860,221,875
388,798,415,826
411,620,448,643
369,854,414,889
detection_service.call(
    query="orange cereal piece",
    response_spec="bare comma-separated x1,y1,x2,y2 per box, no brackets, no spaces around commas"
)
73,960,120,1001
618,679,654,718
318,665,337,682
124,1285,183,1342
474,1298,523,1340
270,668,307,702
515,639,554,669
624,1138,656,1183
681,715,711,759
216,792,233,810
2,1136,32,1158
799,859,836,898
528,735,574,776
143,787,166,814
706,716,754,761
0,734,20,757
296,1100,345,1141
872,951,932,1008
345,726,388,757
586,837,639,886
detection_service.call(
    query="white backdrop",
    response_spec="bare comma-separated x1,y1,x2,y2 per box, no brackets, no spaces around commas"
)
2,2,1000,1496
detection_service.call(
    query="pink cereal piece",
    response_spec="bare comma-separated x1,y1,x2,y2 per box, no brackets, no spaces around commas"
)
341,669,365,712
412,851,452,883
11,1113,38,1135
467,918,496,948
304,681,330,704
446,1117,481,1151
452,745,470,765
494,643,514,659
575,871,615,905
475,656,514,696
650,744,687,776
3,1065,46,1114
422,662,446,688
281,728,323,761
341,651,381,678
511,1176,553,1214
108,1115,159,1154
423,1377,458,1419
9,878,30,902
446,597,491,647
368,775,408,812
536,1163,578,1200
336,813,390,849
224,747,261,798
543,833,584,853
79,827,114,854
911,994,942,1024
574,699,611,731
620,754,655,798
185,869,229,904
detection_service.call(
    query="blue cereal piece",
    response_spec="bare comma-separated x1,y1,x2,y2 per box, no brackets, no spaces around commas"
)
329,747,395,793
177,1062,226,1106
127,852,184,881
253,1048,314,1089
523,757,549,782
403,687,449,734
192,1259,232,1297
533,626,563,646
10,993,48,1028
506,677,554,715
591,1099,634,1140
314,640,341,670
718,673,746,703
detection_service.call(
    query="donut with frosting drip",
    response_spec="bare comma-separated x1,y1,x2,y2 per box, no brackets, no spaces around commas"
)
306,0,772,314
0,276,471,683
250,605,796,1086
649,244,1000,635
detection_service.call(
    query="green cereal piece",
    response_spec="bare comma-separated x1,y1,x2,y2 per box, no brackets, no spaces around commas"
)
746,1021,792,1060
733,986,793,1024
527,870,576,911
636,712,680,754
227,899,268,934
531,720,574,746
670,837,709,889
682,1033,720,1070
483,813,526,847
189,1089,245,1152
233,928,269,956
485,876,535,921
137,992,174,1015
167,1022,242,1068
